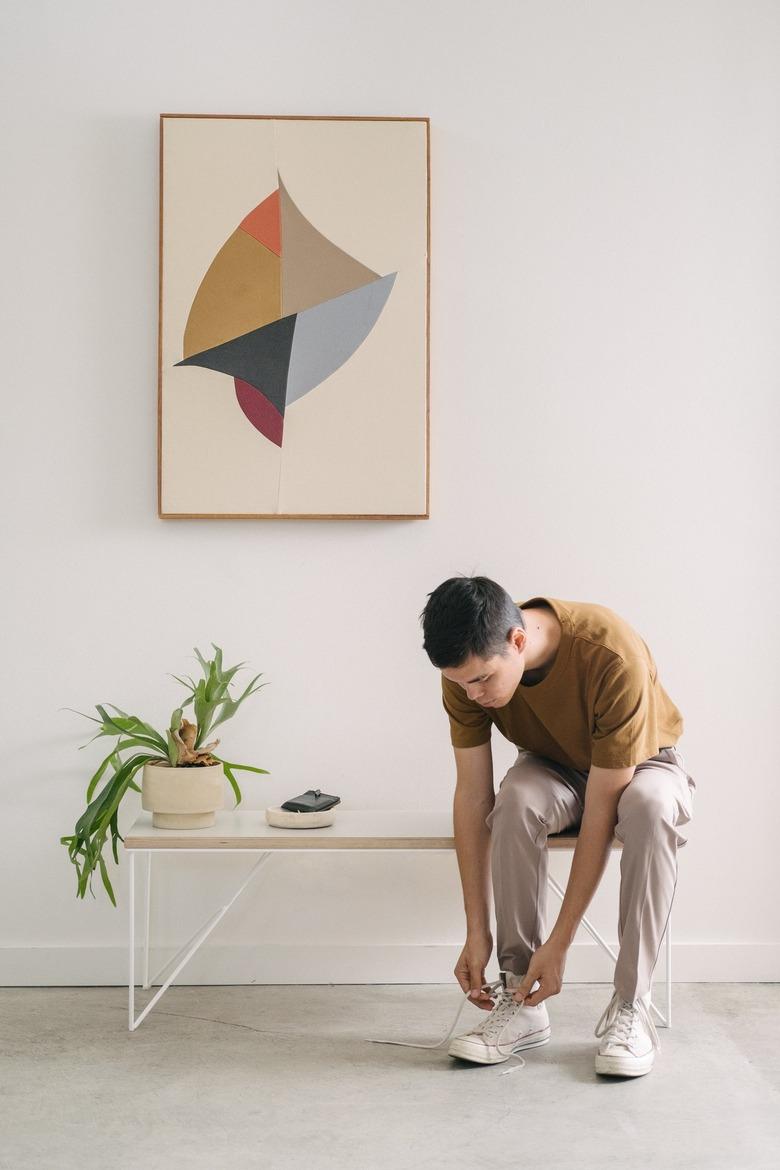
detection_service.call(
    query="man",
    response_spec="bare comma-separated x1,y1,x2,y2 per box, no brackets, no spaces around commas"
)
419,575,697,1078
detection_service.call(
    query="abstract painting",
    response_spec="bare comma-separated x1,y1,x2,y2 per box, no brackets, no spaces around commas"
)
158,115,429,519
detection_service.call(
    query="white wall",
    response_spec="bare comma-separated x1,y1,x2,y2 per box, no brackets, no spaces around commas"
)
3,0,778,986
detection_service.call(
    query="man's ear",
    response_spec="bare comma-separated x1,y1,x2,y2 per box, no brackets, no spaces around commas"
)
508,627,525,653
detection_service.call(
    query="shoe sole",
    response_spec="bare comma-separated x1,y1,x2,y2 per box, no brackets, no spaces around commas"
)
448,1025,552,1065
595,1051,655,1077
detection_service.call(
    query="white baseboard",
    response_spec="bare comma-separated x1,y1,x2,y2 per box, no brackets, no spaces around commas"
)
1,943,778,985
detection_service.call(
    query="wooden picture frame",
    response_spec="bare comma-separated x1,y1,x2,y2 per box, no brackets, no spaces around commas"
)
157,114,430,520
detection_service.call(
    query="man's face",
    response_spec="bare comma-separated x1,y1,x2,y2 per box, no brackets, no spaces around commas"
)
441,632,526,708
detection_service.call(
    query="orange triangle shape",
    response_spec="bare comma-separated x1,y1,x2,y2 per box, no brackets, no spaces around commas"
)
239,189,281,256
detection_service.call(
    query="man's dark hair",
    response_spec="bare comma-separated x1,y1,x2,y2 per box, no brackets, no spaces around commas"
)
419,575,526,669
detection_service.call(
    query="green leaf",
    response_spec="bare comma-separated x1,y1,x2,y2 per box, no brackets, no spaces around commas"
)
192,679,211,740
90,754,156,839
85,748,121,803
60,705,103,725
98,706,168,752
78,730,115,751
98,854,117,907
75,776,119,838
165,729,178,767
109,810,120,864
168,675,197,712
219,758,243,808
64,704,166,757
107,736,166,758
212,756,270,776
66,754,156,904
204,676,268,739
74,754,156,849
77,857,91,898
193,646,211,680
66,704,151,752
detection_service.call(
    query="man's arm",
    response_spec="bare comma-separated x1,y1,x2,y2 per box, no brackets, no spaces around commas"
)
548,763,636,948
452,742,494,934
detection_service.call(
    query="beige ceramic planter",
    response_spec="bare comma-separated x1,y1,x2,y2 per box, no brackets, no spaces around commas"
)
142,761,225,829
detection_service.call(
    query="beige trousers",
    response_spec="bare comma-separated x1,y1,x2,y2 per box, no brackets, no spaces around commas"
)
484,745,697,1003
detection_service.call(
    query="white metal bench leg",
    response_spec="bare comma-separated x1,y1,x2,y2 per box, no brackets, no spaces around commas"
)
143,851,152,990
547,874,619,963
129,848,274,1032
546,872,672,1029
129,850,135,1032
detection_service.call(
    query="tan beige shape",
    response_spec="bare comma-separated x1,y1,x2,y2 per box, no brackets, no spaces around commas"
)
280,176,380,316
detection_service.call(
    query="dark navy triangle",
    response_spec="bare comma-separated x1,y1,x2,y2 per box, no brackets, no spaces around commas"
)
176,314,298,415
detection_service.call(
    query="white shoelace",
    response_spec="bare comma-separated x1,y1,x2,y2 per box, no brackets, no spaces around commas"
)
364,978,529,1076
593,988,661,1052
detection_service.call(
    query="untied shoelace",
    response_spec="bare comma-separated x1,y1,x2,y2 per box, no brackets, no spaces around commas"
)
364,981,660,1072
363,977,529,1076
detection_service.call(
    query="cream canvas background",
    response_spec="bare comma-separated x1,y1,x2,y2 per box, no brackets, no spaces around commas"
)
161,117,428,516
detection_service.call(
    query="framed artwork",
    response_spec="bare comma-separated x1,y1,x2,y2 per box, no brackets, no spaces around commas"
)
157,114,430,519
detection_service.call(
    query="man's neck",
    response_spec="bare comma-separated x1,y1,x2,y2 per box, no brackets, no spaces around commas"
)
521,604,562,683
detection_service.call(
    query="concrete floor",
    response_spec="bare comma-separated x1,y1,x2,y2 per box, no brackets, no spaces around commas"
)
1,983,778,1170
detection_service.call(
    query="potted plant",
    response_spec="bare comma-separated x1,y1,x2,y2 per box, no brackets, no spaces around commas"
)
60,644,269,907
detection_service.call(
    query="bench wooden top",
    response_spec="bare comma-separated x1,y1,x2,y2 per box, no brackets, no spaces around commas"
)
123,810,614,850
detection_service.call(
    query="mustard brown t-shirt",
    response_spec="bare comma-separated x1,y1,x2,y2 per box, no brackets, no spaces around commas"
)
441,596,684,770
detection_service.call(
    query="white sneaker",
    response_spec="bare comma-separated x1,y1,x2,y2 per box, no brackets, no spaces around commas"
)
594,988,661,1077
447,974,551,1065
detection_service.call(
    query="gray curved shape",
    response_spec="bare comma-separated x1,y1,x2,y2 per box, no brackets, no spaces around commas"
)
285,272,397,406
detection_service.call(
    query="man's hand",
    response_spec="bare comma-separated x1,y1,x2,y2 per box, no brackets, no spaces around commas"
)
510,938,569,1007
454,931,495,1011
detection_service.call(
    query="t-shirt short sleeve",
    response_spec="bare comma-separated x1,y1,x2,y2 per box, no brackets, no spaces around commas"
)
441,675,492,748
591,656,662,768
